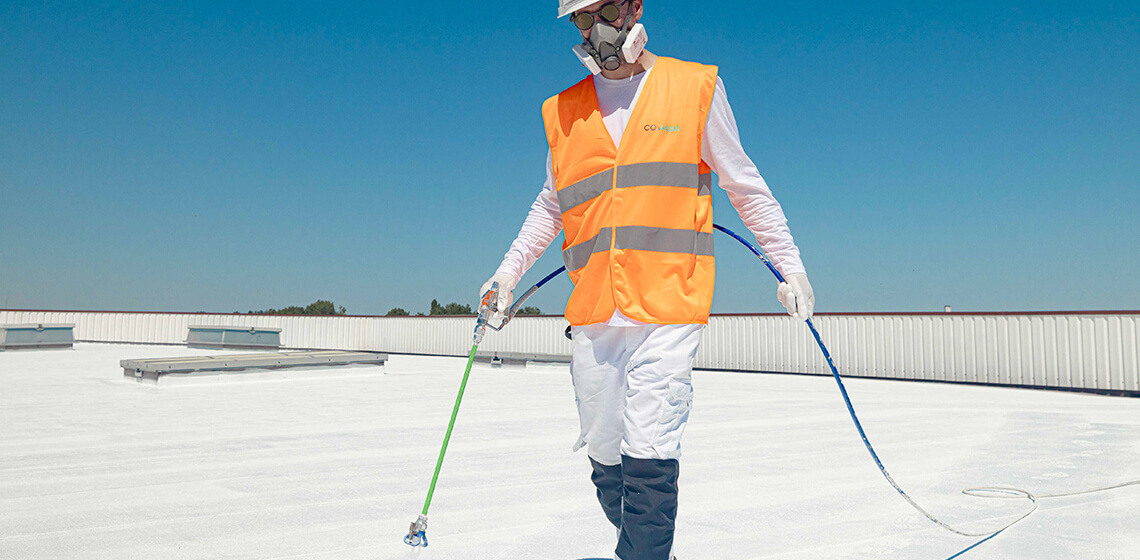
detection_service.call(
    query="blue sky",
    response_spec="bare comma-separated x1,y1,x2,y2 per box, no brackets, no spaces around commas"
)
1,1,1137,315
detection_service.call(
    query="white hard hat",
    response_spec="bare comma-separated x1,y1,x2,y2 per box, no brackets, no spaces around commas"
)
558,0,603,18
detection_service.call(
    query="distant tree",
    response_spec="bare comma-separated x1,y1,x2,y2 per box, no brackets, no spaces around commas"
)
251,300,347,316
386,307,410,316
430,298,473,315
516,306,542,315
303,300,338,315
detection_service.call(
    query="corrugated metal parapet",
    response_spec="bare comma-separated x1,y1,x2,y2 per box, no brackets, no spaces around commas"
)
187,325,281,350
0,323,75,351
3,309,1136,394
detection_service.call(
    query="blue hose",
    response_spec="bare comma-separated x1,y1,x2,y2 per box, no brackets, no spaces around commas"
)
712,223,1040,558
710,224,1138,559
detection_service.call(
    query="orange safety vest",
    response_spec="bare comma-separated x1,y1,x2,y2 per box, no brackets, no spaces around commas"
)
542,56,719,326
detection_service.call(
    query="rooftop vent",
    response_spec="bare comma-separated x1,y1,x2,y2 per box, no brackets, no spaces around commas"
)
187,325,281,350
0,323,76,351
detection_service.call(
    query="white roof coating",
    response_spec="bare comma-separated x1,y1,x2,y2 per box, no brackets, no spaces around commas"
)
1,344,1138,560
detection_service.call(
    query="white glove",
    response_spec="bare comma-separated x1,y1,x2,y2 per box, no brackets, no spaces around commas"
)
479,272,517,324
777,272,814,321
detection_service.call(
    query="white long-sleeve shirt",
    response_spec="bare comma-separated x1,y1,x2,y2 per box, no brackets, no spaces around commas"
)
496,65,806,326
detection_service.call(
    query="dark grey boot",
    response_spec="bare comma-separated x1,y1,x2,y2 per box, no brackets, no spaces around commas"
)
589,457,623,529
615,456,679,560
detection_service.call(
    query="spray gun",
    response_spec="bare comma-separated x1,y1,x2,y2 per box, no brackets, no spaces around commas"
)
475,268,567,344
405,287,503,547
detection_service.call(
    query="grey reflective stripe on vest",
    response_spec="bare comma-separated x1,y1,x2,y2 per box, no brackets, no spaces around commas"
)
562,228,612,272
562,226,713,272
556,168,614,213
615,161,697,189
555,162,710,213
614,226,714,256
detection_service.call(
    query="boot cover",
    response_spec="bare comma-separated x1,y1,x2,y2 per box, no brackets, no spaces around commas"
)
616,456,679,560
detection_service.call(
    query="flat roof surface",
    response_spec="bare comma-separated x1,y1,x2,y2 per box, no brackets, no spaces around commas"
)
1,344,1138,559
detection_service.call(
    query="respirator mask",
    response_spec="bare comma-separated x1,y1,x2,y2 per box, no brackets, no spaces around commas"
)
570,1,648,74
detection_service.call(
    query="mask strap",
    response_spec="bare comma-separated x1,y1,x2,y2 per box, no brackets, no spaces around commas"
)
612,3,635,46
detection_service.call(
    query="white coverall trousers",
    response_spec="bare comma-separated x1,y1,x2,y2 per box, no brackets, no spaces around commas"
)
570,322,702,560
569,322,703,466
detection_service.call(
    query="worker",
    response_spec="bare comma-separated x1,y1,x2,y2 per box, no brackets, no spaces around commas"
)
480,1,813,558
